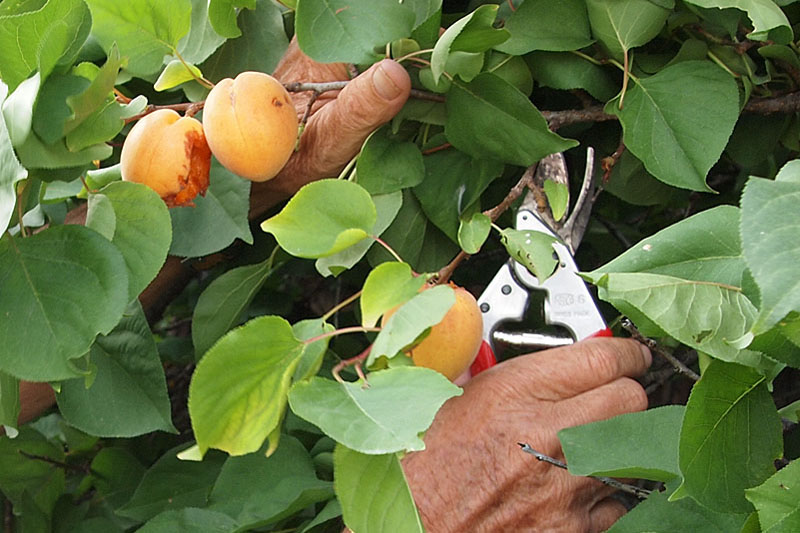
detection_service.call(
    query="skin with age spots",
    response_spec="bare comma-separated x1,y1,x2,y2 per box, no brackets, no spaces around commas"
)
202,71,299,181
120,109,211,207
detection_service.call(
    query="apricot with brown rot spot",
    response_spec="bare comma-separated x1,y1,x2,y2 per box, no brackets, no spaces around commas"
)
202,71,299,181
120,109,211,207
384,285,483,381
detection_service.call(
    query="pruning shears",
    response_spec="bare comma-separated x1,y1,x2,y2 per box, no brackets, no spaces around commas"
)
470,149,612,376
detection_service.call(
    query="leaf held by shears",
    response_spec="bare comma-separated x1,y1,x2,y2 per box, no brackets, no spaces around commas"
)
499,227,558,282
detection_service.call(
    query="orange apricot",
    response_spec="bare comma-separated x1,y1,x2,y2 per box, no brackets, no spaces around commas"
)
120,109,211,207
384,285,483,381
202,71,298,181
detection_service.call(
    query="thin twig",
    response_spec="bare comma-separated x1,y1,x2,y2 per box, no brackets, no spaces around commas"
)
436,164,538,283
282,81,349,93
518,443,652,499
621,318,701,382
410,88,446,103
18,450,92,474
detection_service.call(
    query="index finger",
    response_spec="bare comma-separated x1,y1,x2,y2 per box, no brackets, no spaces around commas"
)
503,337,652,400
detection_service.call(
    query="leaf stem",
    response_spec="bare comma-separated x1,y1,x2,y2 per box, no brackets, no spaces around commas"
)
518,443,652,499
304,326,381,346
332,345,372,384
172,48,214,89
394,48,435,64
337,154,358,180
373,236,404,263
322,290,363,322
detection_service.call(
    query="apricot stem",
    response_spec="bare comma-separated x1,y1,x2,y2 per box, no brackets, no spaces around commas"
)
321,290,363,322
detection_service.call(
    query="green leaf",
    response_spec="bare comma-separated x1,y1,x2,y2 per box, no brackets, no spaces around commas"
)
685,0,792,44
0,0,92,91
56,301,176,437
64,45,122,135
0,82,29,235
334,445,423,533
207,436,333,528
15,130,112,170
357,127,425,195
585,0,673,59
177,0,227,65
499,227,559,282
678,360,783,512
414,149,503,242
2,72,41,147
543,180,569,221
0,226,128,381
289,367,461,454
189,316,305,456
90,447,146,510
496,0,593,54
170,158,252,258
369,285,455,362
199,1,288,85
0,371,20,433
153,59,204,92
607,61,739,191
65,94,145,152
207,0,255,38
746,459,800,532
446,73,578,167
262,179,376,259
0,427,65,516
560,405,684,482
458,212,491,254
587,272,758,363
192,258,278,359
609,487,749,532
360,262,428,328
85,0,191,77
117,444,227,521
292,319,335,382
589,205,746,287
367,189,426,268
741,174,800,334
137,508,238,533
87,181,172,301
526,51,618,102
603,150,680,206
316,191,403,277
295,0,416,64
430,4,509,82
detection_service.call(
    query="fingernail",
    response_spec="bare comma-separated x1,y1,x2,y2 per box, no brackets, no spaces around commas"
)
640,344,653,366
372,62,402,100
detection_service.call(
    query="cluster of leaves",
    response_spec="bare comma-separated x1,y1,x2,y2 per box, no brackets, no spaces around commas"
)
1,0,800,531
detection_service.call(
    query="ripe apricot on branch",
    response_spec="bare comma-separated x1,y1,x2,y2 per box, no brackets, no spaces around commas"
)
202,71,299,181
120,109,211,207
385,285,483,381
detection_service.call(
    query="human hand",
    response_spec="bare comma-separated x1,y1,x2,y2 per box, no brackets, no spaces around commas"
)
249,39,412,219
402,338,651,533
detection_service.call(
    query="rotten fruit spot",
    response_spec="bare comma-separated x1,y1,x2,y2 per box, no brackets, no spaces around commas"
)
165,129,211,208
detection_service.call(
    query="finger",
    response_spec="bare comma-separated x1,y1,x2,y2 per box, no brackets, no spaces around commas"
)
265,59,411,198
505,337,651,400
589,497,628,532
558,377,649,429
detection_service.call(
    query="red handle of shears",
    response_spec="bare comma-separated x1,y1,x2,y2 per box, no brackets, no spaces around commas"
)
469,327,614,376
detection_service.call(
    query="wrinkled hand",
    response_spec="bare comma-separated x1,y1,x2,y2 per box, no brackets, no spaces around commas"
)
402,338,652,533
249,39,411,219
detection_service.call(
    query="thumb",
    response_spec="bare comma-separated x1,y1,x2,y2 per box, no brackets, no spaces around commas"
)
285,60,411,185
